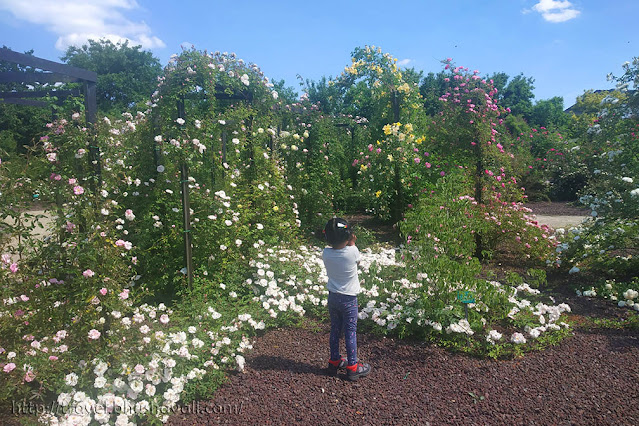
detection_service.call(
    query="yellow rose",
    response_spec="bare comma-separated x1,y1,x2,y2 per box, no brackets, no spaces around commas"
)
375,190,382,198
397,83,410,94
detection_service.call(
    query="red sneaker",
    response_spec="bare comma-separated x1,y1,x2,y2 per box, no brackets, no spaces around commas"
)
346,362,371,381
327,357,347,375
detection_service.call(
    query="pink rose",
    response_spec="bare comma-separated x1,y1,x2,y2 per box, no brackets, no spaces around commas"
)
24,370,36,382
99,288,107,296
83,269,95,278
3,363,16,373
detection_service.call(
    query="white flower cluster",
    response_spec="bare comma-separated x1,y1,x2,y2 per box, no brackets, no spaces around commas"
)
507,287,571,342
247,245,572,345
618,288,639,310
445,319,474,335
34,297,261,425
486,329,503,344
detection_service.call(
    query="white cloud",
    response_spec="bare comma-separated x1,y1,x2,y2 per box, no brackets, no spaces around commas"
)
0,0,165,50
397,58,412,67
529,0,581,23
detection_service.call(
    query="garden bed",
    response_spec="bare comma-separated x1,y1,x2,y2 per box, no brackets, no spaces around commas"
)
164,261,639,426
167,310,638,425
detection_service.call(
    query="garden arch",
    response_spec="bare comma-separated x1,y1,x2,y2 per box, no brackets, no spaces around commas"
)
158,85,254,289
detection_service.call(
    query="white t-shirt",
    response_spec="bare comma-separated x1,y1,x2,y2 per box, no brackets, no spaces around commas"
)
322,245,361,296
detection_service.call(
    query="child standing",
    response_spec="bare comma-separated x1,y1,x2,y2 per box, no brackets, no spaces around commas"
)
322,217,371,381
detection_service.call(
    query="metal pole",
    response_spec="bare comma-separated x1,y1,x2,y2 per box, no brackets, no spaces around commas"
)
221,130,227,180
84,81,101,187
180,162,194,290
177,98,193,289
474,128,484,261
391,90,403,223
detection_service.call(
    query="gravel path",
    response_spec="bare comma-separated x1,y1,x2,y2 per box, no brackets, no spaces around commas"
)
167,304,639,425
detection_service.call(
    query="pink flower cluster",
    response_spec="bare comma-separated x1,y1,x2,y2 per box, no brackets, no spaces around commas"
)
115,240,133,250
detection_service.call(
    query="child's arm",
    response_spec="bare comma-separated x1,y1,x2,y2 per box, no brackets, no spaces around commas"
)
347,234,360,265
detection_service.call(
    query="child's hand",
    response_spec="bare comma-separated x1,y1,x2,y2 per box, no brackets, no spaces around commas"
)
347,234,357,246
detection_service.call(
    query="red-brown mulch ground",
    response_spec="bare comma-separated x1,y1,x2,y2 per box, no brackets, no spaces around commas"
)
167,296,639,425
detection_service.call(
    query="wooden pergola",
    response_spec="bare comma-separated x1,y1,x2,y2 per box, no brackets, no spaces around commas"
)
0,47,97,123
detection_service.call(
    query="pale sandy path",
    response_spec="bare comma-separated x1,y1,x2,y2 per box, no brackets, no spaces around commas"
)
534,214,588,230
3,209,56,261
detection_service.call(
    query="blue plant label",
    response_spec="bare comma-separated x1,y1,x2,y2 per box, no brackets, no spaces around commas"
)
457,290,475,304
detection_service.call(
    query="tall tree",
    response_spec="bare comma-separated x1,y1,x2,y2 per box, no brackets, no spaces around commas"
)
501,74,535,120
419,71,450,116
485,72,509,102
61,39,162,114
305,75,351,116
530,96,569,129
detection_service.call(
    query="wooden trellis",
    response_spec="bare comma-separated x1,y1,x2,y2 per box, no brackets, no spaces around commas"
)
0,48,100,182
0,47,97,123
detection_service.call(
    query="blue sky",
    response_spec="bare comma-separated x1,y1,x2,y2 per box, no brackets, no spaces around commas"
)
0,0,637,108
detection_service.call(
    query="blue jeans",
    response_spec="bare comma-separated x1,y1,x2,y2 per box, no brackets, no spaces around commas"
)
328,292,358,366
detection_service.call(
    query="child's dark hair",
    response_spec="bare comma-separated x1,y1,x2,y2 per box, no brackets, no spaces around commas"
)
324,217,352,246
